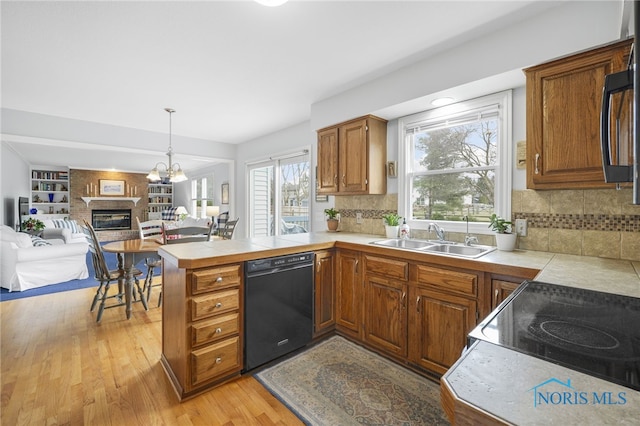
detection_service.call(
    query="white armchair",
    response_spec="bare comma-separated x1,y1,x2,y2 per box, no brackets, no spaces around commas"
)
41,219,87,244
0,225,89,292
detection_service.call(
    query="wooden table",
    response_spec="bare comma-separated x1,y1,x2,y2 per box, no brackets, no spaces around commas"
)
103,238,162,319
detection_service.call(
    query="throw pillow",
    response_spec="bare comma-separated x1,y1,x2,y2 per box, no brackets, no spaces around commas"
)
51,219,80,234
161,207,179,221
30,235,52,247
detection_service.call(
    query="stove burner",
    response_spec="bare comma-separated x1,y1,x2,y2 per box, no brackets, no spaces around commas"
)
538,320,620,350
527,315,634,359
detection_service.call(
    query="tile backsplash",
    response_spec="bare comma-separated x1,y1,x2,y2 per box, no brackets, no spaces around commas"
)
334,188,640,261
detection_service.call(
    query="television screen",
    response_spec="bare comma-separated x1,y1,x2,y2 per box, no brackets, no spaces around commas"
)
19,196,30,217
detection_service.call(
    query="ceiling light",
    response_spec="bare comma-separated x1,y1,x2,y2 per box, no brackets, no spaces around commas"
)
147,108,188,183
255,0,289,6
431,97,455,107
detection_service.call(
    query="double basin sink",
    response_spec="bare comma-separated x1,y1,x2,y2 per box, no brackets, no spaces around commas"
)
371,238,496,259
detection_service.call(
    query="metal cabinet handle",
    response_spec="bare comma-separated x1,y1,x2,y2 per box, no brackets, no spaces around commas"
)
215,357,222,364
334,175,338,185
342,175,346,185
354,259,359,274
317,261,321,271
416,296,421,313
402,292,406,309
215,327,222,334
216,277,223,282
215,302,223,308
534,153,540,174
494,289,499,307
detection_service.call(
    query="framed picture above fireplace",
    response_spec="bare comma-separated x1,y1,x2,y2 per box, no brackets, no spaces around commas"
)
100,179,125,196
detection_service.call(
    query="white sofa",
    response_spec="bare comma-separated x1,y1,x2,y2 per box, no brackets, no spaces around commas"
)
0,225,89,292
41,219,87,244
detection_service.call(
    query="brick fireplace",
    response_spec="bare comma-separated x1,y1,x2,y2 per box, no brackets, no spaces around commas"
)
69,170,149,241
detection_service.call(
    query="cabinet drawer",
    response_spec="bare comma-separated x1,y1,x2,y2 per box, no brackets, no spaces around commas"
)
415,264,477,296
192,264,242,294
191,336,241,385
191,312,240,348
191,289,239,321
364,255,408,280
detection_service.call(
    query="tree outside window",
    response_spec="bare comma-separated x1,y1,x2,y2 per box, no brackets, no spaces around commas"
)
400,91,511,231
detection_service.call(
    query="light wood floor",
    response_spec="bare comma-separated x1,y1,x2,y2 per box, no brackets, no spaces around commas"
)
1,286,303,425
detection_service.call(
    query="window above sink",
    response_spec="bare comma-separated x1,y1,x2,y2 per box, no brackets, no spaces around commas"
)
396,91,513,237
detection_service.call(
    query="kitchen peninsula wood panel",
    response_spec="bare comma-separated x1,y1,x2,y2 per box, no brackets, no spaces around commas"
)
161,260,243,400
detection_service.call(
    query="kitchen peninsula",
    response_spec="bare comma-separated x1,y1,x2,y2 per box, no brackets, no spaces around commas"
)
158,232,640,423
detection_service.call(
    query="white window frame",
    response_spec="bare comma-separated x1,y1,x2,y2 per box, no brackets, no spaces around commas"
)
190,174,215,219
245,148,311,238
398,90,512,236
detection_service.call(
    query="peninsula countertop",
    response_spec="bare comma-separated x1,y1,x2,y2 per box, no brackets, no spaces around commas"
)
158,231,640,295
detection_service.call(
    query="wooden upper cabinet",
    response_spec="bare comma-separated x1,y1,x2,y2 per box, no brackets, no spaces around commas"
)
525,38,633,189
317,115,387,195
317,127,339,193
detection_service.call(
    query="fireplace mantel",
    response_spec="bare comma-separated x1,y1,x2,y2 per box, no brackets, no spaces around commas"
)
81,197,141,207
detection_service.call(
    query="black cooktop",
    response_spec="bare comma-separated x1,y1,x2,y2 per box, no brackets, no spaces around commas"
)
468,280,640,390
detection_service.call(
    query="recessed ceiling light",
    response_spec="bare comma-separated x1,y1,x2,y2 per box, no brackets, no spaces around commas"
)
255,0,289,6
431,97,455,107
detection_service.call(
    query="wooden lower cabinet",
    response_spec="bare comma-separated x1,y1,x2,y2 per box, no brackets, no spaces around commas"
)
408,286,477,375
491,279,521,309
363,254,409,357
314,250,336,337
335,249,362,338
358,254,481,377
407,263,479,375
488,272,536,310
161,260,243,400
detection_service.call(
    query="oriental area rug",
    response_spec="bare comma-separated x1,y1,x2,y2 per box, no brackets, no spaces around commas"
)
256,336,450,425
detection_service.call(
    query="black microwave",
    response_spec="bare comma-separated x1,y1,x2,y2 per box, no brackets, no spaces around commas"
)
600,2,639,205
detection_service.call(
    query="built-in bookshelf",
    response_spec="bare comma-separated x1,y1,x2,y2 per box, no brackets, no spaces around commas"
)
28,167,70,219
147,182,173,219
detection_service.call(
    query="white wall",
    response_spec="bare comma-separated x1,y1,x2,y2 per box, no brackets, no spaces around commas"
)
1,142,31,227
310,1,623,130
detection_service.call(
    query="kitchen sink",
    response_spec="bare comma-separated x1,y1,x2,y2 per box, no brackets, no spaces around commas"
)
371,238,435,250
420,243,495,258
371,238,495,259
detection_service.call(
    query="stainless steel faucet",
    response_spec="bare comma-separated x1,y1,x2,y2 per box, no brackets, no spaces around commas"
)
428,223,445,241
463,216,478,246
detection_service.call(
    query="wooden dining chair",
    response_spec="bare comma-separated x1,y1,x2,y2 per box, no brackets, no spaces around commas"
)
220,218,239,240
82,220,146,322
162,222,214,244
136,217,163,307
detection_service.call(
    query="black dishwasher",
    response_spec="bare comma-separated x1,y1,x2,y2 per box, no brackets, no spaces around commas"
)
244,252,314,371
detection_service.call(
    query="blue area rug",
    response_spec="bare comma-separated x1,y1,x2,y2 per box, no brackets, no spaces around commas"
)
0,243,156,301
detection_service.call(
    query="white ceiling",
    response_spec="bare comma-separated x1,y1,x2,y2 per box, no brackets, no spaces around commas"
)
2,0,560,173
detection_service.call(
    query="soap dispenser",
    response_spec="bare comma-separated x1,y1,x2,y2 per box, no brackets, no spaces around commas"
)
400,219,410,240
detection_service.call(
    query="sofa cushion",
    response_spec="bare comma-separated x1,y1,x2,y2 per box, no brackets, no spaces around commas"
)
30,235,52,247
0,225,18,243
50,219,80,234
14,232,33,248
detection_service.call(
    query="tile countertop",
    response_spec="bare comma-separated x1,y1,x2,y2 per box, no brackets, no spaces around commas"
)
159,232,640,423
159,232,640,295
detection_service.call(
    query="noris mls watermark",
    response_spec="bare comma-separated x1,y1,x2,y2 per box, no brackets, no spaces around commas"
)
528,378,627,408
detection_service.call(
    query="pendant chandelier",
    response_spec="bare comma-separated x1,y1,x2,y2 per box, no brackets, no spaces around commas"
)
146,108,188,183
